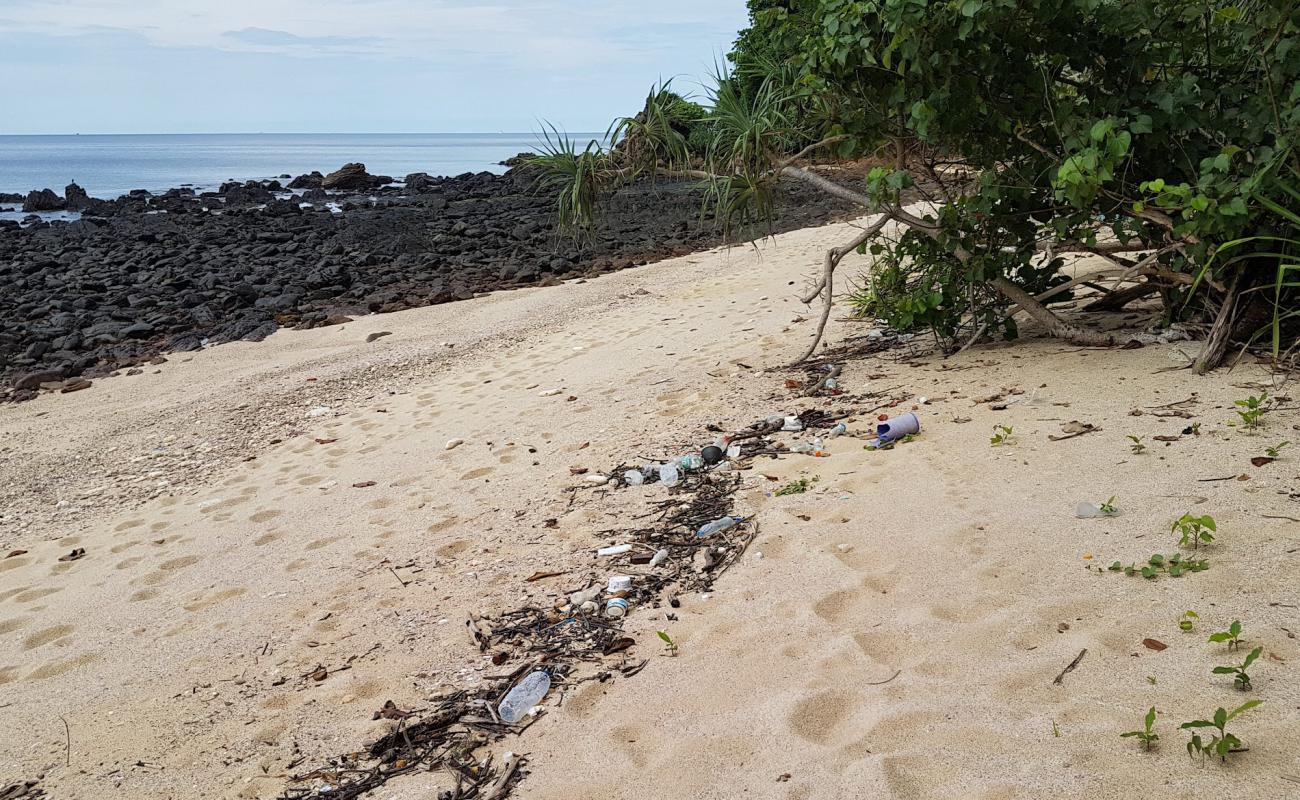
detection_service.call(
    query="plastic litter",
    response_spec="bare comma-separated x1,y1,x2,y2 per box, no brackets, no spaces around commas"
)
597,544,632,556
658,463,682,487
605,597,629,618
696,516,740,538
781,416,804,431
498,670,551,724
701,445,724,465
869,412,921,447
828,422,848,438
649,548,669,567
623,469,645,486
607,575,633,594
1076,502,1104,518
726,444,742,459
679,454,705,471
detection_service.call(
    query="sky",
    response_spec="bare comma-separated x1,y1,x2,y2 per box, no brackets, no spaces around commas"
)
0,0,750,134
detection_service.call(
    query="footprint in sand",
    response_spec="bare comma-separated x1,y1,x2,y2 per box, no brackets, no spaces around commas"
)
249,509,282,523
787,689,860,744
22,624,75,650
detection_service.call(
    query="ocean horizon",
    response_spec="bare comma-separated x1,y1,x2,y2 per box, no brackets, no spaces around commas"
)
0,132,598,201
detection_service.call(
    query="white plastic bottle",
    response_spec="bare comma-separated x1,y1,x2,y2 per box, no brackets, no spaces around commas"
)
497,670,551,723
696,516,739,538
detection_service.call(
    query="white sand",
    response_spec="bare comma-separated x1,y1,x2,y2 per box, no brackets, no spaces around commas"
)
1,217,1297,799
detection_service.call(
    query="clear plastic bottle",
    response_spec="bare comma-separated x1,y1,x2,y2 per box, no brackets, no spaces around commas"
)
696,516,740,538
623,469,645,486
498,670,551,724
782,416,804,431
828,422,848,438
659,463,681,487
679,454,705,471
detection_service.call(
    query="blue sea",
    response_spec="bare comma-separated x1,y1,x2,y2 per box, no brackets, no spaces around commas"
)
0,132,581,201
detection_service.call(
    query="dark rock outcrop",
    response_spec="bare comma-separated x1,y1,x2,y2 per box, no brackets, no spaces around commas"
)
321,163,391,191
1,165,857,400
22,189,65,212
64,182,91,210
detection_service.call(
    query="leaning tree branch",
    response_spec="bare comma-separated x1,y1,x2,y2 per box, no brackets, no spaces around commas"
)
793,212,895,364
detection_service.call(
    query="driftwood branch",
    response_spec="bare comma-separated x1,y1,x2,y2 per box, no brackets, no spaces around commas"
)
793,213,894,363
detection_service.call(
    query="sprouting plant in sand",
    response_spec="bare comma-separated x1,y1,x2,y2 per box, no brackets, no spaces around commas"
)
1232,393,1269,430
1209,620,1244,651
657,630,679,656
1172,512,1216,550
775,476,818,496
1179,610,1199,632
1127,435,1147,454
990,425,1014,446
1108,553,1208,579
1264,441,1290,458
1182,701,1261,763
1121,707,1160,751
1099,496,1118,515
1214,646,1263,691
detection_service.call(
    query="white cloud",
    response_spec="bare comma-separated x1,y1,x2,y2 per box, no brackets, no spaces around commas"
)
1,0,745,66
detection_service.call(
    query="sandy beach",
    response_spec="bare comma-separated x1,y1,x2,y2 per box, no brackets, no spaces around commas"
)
2,215,1298,799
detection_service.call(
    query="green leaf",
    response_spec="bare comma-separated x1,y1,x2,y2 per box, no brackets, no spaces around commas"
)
1226,699,1263,720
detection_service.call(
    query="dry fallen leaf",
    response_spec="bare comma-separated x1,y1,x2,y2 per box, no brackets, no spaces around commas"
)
309,666,328,682
602,637,636,656
352,481,377,488
4,549,27,559
1142,638,1168,652
314,438,338,445
1251,456,1275,467
569,467,589,475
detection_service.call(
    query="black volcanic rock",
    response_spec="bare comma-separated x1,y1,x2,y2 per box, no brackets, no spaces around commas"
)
23,189,65,212
1,165,858,400
65,182,91,210
288,172,324,190
321,163,391,191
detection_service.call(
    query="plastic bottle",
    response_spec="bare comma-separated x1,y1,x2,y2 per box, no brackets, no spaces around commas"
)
679,454,704,471
570,586,602,606
1075,502,1104,519
598,543,632,556
828,422,848,438
696,516,740,538
824,378,838,390
497,670,551,724
659,463,681,487
782,416,804,431
623,469,645,486
605,597,629,618
792,442,814,454
649,548,669,567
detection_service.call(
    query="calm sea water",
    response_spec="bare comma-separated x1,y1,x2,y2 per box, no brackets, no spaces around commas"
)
0,133,578,201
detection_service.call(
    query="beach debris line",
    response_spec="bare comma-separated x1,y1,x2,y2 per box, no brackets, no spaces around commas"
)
283,369,900,799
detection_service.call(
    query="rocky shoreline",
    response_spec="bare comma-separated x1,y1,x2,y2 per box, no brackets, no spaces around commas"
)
0,162,855,401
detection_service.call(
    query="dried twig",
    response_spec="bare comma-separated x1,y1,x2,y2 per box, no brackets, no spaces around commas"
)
1052,649,1088,686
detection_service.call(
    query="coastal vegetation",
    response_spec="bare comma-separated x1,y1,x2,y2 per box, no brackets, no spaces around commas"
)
529,0,1300,369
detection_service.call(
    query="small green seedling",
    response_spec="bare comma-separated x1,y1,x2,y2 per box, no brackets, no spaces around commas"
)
775,476,817,496
1232,393,1269,430
990,425,1014,446
1107,553,1208,580
1178,610,1199,632
657,630,678,657
1146,675,1158,685
1172,512,1216,550
1099,496,1118,515
1051,720,1060,738
1188,422,1202,435
1208,620,1244,651
1127,435,1147,454
1120,707,1160,751
1213,646,1263,691
1265,441,1290,458
1182,700,1262,763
